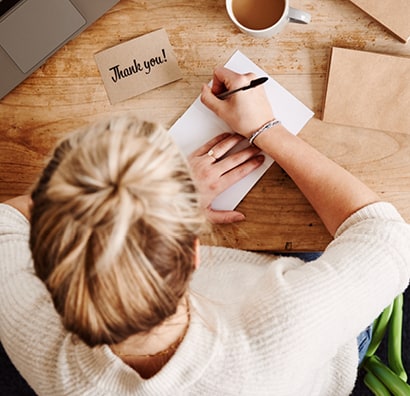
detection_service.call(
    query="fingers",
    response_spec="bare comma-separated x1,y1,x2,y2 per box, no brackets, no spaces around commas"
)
191,132,233,157
188,122,265,225
191,132,264,184
207,135,247,162
200,67,256,114
206,208,246,224
216,153,265,192
203,150,263,224
212,66,255,93
191,133,248,161
202,149,265,200
201,67,274,139
215,145,264,174
200,83,221,116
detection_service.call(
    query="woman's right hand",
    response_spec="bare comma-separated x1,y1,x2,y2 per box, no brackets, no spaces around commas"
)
201,67,380,236
200,66,275,139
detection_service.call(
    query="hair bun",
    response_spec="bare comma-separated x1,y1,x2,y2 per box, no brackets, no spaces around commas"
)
30,115,205,347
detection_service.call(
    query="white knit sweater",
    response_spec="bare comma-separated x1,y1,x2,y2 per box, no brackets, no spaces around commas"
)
1,202,410,395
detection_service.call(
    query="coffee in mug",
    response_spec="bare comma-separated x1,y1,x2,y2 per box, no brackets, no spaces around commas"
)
232,0,285,30
226,0,311,38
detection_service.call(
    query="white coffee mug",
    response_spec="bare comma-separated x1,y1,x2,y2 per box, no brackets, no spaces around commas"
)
226,0,311,38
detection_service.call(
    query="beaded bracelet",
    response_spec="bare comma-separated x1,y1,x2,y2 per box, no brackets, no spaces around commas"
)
248,119,281,146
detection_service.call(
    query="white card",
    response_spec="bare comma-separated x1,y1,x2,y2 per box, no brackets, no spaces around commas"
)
169,50,314,210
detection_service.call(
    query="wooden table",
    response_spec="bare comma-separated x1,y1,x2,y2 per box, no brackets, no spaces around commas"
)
1,0,409,251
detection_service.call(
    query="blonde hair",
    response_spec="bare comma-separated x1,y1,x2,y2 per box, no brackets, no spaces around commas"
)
30,115,205,347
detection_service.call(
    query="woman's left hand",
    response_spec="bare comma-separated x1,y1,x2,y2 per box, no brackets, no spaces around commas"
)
188,133,264,224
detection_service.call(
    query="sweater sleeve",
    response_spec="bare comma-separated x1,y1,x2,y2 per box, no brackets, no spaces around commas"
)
0,204,68,393
245,202,410,381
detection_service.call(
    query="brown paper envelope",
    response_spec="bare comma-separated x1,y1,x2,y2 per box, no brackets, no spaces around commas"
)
322,47,410,135
349,0,410,43
94,29,182,104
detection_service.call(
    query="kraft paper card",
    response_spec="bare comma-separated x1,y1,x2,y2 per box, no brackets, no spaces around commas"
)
349,0,410,43
169,50,314,211
322,47,410,135
94,29,182,104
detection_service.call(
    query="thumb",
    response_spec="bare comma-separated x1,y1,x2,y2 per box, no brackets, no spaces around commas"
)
206,208,246,224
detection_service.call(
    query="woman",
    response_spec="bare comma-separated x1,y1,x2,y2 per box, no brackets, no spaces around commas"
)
1,67,410,395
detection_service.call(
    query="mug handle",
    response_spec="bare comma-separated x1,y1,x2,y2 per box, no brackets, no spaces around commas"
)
288,7,311,24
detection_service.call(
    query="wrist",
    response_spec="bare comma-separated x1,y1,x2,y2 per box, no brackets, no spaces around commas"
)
248,119,281,146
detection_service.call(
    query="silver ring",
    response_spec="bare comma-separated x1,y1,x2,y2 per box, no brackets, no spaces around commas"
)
207,149,217,161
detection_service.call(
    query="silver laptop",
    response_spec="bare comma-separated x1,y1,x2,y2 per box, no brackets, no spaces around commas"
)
0,0,119,99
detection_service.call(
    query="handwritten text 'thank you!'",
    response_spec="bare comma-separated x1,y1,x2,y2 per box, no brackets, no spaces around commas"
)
109,49,168,83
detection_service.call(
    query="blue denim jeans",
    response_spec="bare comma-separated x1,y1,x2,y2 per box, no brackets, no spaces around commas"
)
357,324,373,365
278,252,372,365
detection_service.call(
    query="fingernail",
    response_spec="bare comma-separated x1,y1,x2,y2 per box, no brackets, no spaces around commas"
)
234,213,246,222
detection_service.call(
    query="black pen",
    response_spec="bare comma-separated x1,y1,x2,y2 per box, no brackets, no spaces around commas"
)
217,76,269,100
